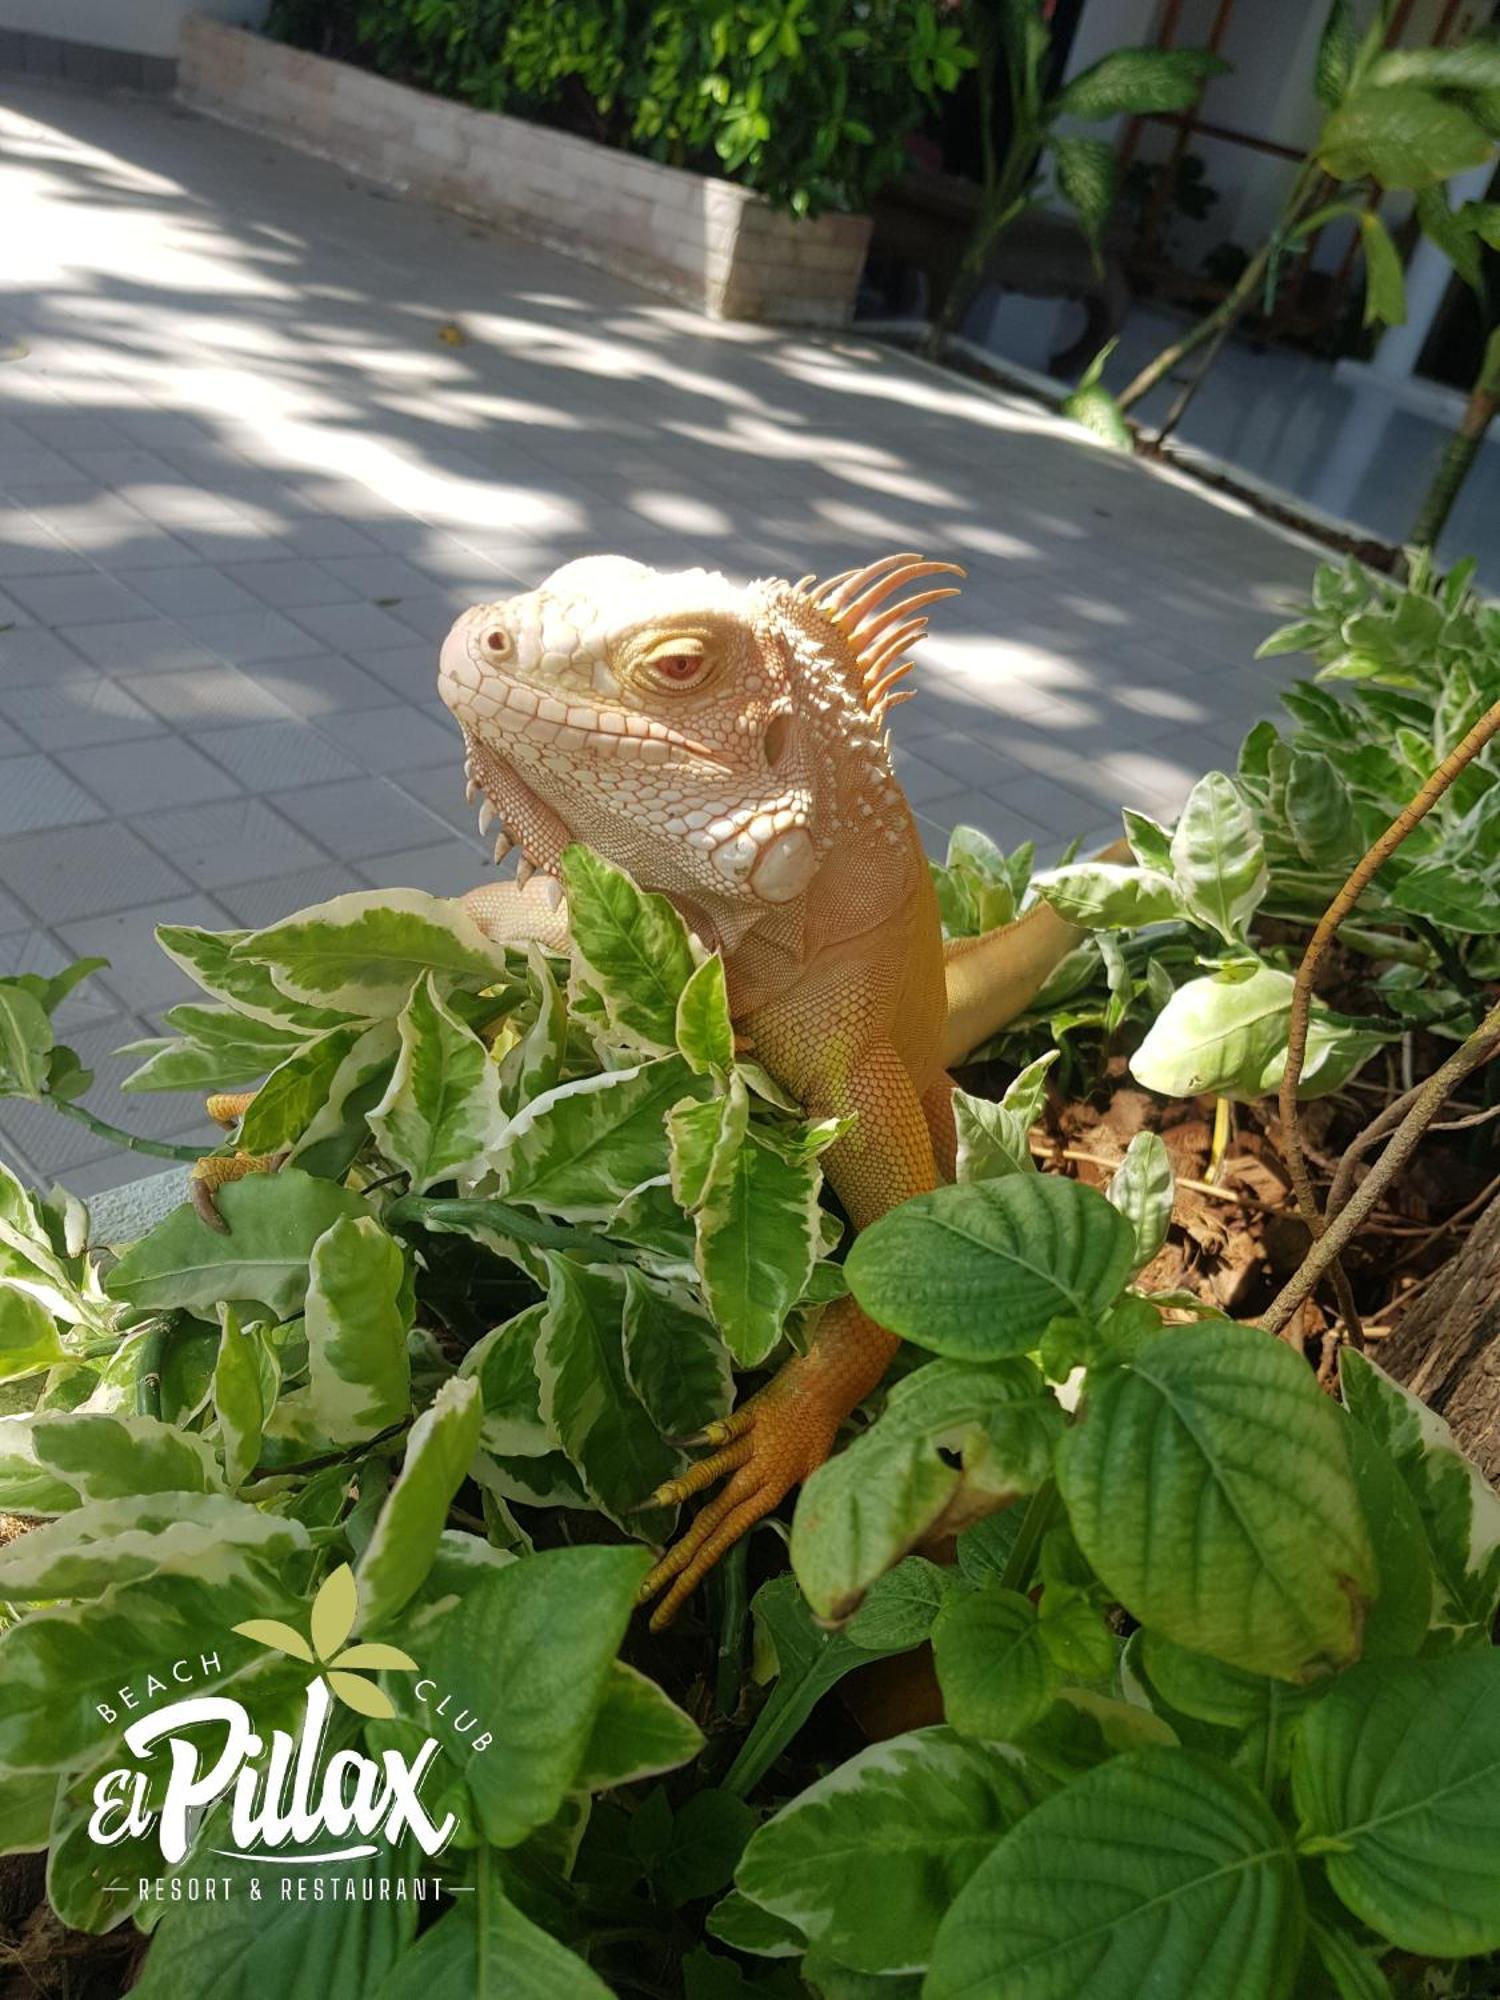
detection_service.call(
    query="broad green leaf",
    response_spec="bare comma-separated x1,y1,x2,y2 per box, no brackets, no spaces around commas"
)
0,1285,66,1380
373,1871,613,2000
575,1659,704,1788
951,1053,1056,1182
1106,1130,1174,1271
1292,1650,1500,1954
1390,857,1500,934
459,1303,553,1458
0,1416,84,1514
213,1305,279,1488
1169,772,1267,944
1284,750,1359,867
369,974,505,1192
1139,1630,1314,1732
933,1585,1058,1743
655,1791,758,1907
0,1769,55,1856
846,1176,1135,1360
154,922,354,1031
120,1004,308,1093
133,1846,415,1999
535,1255,679,1526
233,890,512,1015
304,1216,411,1445
356,1376,482,1629
287,1019,401,1179
1315,0,1357,107
677,952,735,1072
736,1727,1048,1975
1308,1920,1393,2000
1357,210,1406,327
707,1890,805,1959
927,1747,1302,2000
493,1055,711,1220
561,845,697,1050
1342,1416,1432,1658
0,982,53,1099
1059,1323,1375,1679
1318,83,1492,189
1340,1348,1500,1635
668,1073,749,1210
1032,862,1182,929
845,1556,952,1652
1131,963,1384,1102
18,1410,220,1505
696,1131,822,1365
105,1170,367,1318
236,1025,364,1153
1053,45,1225,120
621,1265,732,1439
0,1569,294,1771
1051,136,1115,251
419,1544,650,1845
792,1358,1060,1619
0,1491,307,1600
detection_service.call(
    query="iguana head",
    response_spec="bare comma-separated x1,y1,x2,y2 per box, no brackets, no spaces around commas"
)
438,553,960,940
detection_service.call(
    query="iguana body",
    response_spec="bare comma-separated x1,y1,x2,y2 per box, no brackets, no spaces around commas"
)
439,553,1105,1622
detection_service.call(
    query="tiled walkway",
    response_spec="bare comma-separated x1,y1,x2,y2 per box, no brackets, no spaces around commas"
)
0,77,1316,1192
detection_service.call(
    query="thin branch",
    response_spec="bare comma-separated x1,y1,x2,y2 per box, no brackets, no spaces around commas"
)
1263,1000,1500,1337
1277,697,1500,1340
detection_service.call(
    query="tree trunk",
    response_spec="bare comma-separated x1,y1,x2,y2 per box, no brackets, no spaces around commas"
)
1380,1193,1500,1484
1408,369,1498,553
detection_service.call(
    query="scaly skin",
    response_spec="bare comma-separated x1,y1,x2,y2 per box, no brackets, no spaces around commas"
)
438,550,1100,1626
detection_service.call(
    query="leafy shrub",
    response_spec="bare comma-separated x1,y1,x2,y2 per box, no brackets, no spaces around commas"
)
268,0,973,215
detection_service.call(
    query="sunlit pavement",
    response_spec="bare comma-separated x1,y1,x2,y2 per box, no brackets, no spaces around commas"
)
0,78,1315,1191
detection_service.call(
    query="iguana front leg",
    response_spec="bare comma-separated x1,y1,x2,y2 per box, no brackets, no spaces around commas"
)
639,1037,937,1627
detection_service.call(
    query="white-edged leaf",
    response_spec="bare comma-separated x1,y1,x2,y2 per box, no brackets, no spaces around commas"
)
1106,1131,1174,1271
696,1131,822,1365
304,1215,412,1446
1169,772,1267,944
369,974,505,1192
233,890,512,1015
492,1056,712,1221
357,1376,482,1629
560,846,698,1050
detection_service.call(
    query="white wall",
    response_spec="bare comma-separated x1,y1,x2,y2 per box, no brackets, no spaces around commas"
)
0,0,269,60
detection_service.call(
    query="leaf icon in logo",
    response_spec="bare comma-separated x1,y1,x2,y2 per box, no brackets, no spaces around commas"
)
233,1564,418,1720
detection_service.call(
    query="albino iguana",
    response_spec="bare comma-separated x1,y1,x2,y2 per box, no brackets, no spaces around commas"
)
439,552,1117,1624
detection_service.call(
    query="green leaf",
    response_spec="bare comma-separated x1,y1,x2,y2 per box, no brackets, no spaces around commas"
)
154,921,354,1030
1308,1920,1393,2000
493,1055,711,1220
373,1871,613,2000
1032,862,1182,929
845,1556,952,1652
288,1019,401,1179
575,1659,704,1788
1170,772,1267,944
497,944,566,1116
236,1025,364,1153
121,1005,309,1094
561,845,697,1049
459,1303,552,1458
1340,1349,1500,1635
1106,1131,1174,1271
1315,0,1357,107
669,1073,749,1210
1357,210,1406,326
15,1409,221,1505
846,1176,1135,1360
677,952,735,1072
369,974,505,1192
304,1216,411,1445
1292,1650,1500,1954
736,1727,1048,1975
105,1170,367,1317
1390,857,1500,934
792,1358,1060,1619
934,1585,1059,1743
951,1052,1057,1182
0,982,53,1100
696,1131,822,1365
1054,46,1224,120
1318,82,1492,189
1342,1416,1432,1658
233,889,512,1015
621,1265,732,1439
1059,1323,1376,1679
927,1747,1302,2000
534,1255,679,1526
0,1491,307,1599
1131,963,1384,1102
356,1376,483,1628
1284,750,1359,867
418,1544,650,1845
134,1848,415,1999
0,1285,66,1380
0,1768,55,1857
213,1305,279,1487
1051,136,1115,251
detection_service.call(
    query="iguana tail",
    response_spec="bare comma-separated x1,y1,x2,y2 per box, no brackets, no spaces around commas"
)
940,836,1131,1067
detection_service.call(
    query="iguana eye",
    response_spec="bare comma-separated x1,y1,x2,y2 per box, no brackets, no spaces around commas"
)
644,637,710,689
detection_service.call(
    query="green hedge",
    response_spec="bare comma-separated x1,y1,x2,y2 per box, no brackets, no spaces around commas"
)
267,0,972,215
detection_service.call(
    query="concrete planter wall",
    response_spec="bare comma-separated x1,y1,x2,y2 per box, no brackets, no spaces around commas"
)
179,16,872,326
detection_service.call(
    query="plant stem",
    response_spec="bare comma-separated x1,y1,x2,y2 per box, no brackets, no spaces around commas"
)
134,1324,168,1420
1117,239,1271,411
1275,699,1500,1342
1262,999,1500,1337
999,1480,1059,1595
1409,326,1500,552
45,1096,205,1164
713,1538,749,1718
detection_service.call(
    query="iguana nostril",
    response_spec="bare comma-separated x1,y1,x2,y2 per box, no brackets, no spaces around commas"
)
763,713,789,767
484,628,511,658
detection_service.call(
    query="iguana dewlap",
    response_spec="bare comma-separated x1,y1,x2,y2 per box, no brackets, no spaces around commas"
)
440,553,1108,1624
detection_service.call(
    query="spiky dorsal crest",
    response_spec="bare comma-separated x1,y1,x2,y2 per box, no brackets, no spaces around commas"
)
793,553,963,725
